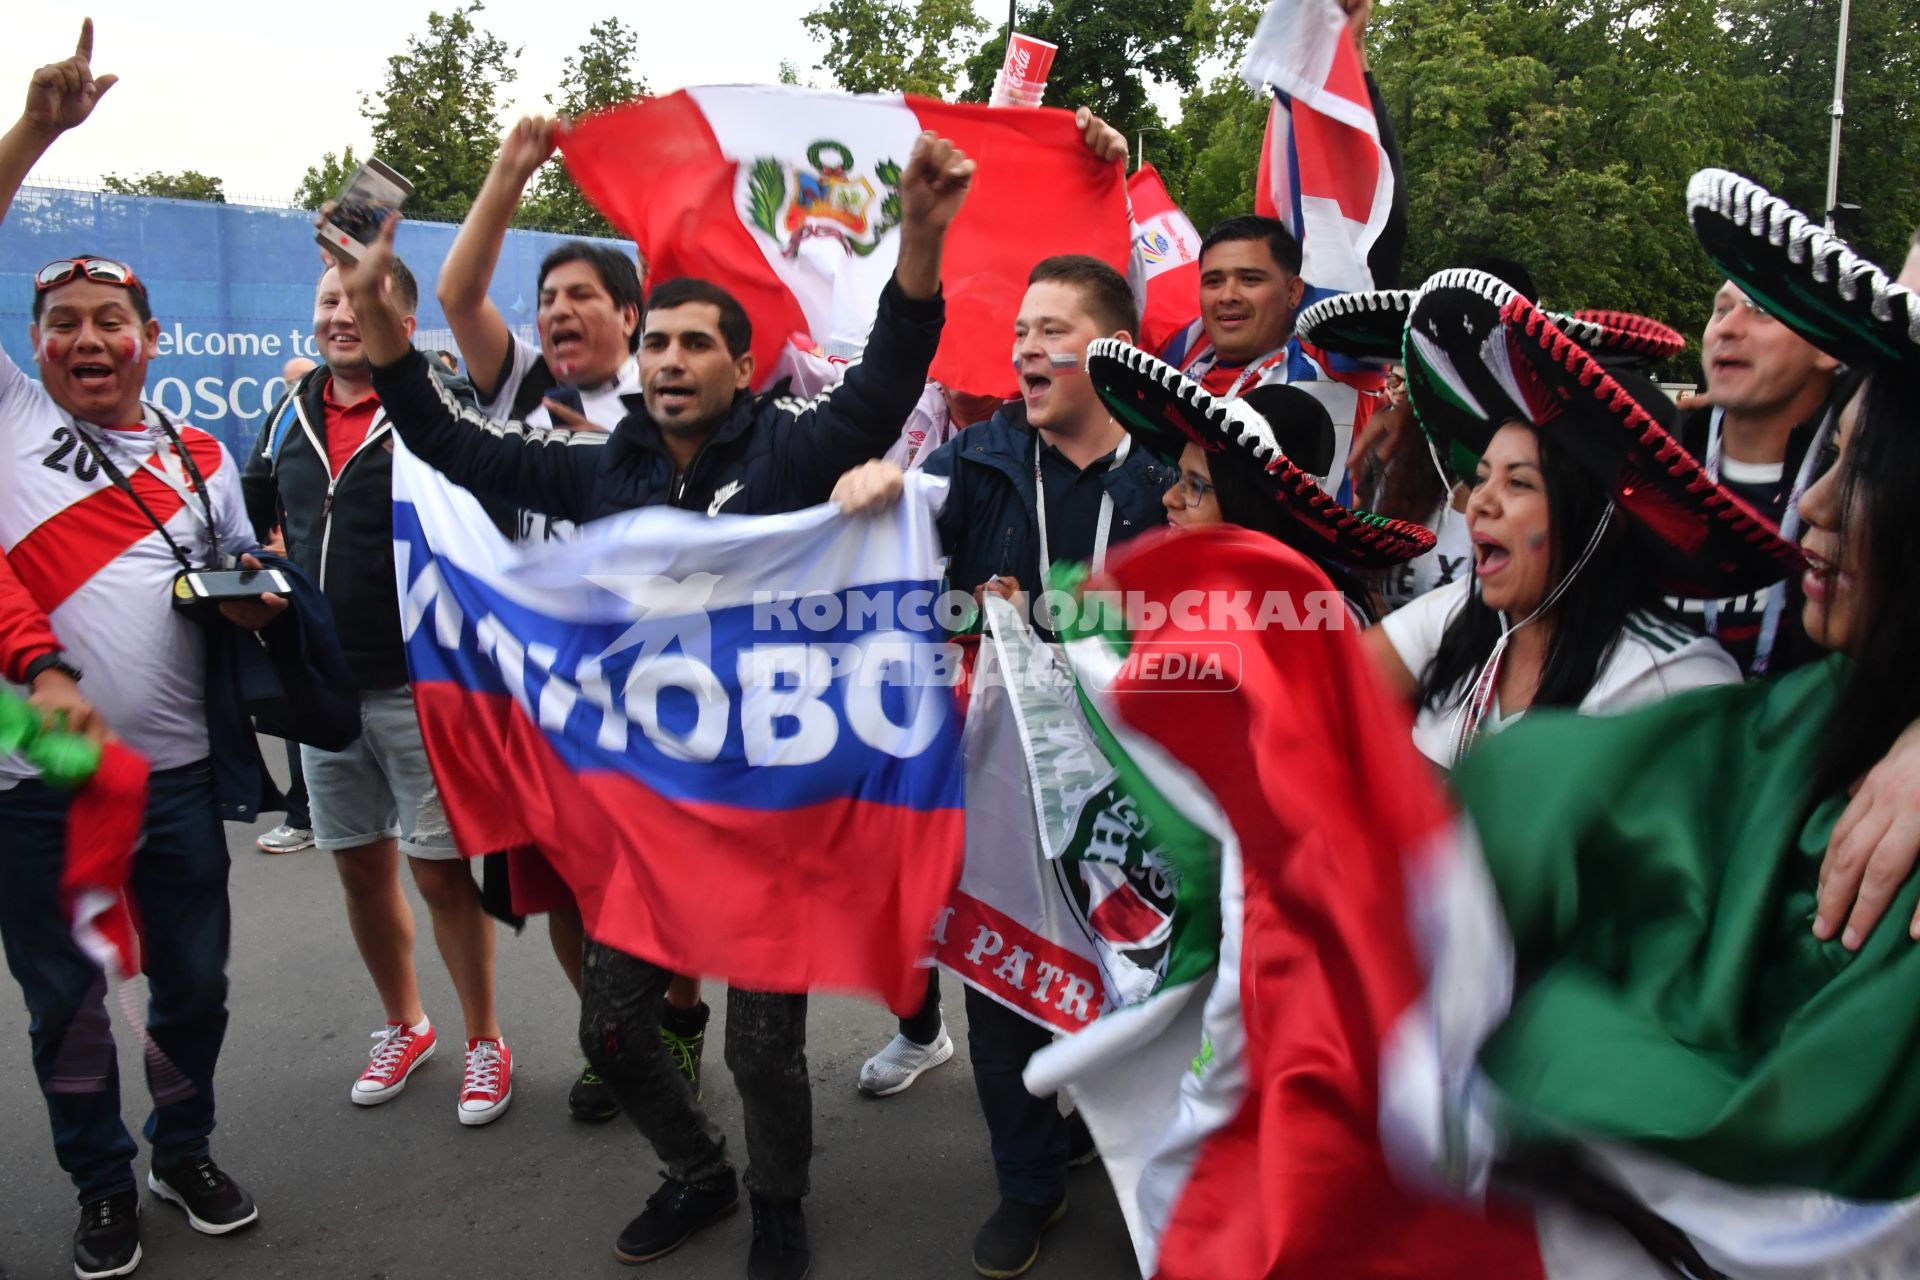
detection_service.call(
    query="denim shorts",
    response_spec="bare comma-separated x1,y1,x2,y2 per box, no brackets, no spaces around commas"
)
300,686,458,860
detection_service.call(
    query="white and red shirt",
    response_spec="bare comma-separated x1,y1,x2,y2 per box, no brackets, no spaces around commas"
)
0,347,253,783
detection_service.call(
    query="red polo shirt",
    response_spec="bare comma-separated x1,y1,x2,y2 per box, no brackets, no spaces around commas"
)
323,378,381,477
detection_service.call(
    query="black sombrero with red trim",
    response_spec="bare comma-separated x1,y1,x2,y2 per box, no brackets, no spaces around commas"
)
1086,337,1436,570
1688,168,1920,372
1404,268,1806,598
1299,289,1686,372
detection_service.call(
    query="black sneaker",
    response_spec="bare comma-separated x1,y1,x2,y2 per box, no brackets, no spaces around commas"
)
146,1157,258,1235
747,1193,810,1280
569,1063,621,1123
972,1197,1067,1279
73,1188,140,1279
615,1171,739,1264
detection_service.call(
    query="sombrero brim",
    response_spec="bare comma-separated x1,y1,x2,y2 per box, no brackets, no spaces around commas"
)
1550,309,1687,367
1406,268,1805,598
1688,168,1920,371
1295,290,1417,364
1086,338,1437,570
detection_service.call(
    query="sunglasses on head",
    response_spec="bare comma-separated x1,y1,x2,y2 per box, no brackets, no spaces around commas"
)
35,257,141,292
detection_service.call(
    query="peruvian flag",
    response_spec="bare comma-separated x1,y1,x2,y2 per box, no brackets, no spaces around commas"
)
63,740,149,980
560,87,1132,400
1242,0,1395,298
1126,164,1203,356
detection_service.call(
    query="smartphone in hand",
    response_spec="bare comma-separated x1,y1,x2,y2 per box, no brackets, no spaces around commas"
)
315,158,413,261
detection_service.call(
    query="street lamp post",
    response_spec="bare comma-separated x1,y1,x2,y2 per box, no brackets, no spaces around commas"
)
1823,0,1853,233
1135,127,1160,173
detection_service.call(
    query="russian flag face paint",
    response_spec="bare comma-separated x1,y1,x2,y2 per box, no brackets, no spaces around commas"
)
1010,344,1084,374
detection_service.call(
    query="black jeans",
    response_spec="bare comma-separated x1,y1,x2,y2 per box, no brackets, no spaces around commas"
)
897,968,943,1045
0,760,231,1203
579,940,812,1199
964,984,1069,1206
282,738,310,829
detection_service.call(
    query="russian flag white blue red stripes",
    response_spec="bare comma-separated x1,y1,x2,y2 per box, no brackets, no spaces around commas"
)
390,448,965,1013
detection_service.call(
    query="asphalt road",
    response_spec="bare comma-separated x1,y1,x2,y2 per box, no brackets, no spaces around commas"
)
0,755,1134,1280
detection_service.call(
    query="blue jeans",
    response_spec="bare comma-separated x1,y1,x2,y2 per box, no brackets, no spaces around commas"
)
0,759,233,1203
965,984,1070,1206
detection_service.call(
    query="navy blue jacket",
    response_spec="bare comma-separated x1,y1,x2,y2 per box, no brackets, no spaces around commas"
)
919,405,1174,622
200,548,358,822
367,279,944,520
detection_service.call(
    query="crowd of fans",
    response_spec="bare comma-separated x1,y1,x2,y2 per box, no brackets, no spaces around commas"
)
5,13,1920,1280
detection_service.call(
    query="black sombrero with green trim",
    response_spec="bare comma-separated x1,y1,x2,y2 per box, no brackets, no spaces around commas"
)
1404,268,1806,598
1688,168,1920,371
1295,290,1418,364
1086,337,1436,570
1300,289,1686,372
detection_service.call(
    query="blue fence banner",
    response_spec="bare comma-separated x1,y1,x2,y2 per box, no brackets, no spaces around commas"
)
1,186,633,455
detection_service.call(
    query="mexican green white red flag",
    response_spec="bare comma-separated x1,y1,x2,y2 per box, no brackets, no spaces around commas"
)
936,589,1220,1034
1026,525,1920,1279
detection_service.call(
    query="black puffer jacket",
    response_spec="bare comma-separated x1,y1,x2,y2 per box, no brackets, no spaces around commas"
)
241,364,480,689
366,279,943,521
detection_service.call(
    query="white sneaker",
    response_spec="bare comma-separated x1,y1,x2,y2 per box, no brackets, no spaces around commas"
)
858,1023,954,1097
255,824,314,854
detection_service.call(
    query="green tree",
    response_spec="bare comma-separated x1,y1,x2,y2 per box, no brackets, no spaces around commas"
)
102,169,226,203
1165,74,1267,235
360,2,520,223
292,145,360,211
1366,0,1797,360
517,17,648,237
1725,0,1920,268
802,0,987,97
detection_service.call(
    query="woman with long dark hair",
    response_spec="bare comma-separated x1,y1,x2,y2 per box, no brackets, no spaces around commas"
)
1405,171,1920,1275
1359,270,1787,767
1085,340,1436,627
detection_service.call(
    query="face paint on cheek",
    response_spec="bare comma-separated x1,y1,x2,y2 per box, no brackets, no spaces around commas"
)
1526,533,1549,552
120,338,137,364
39,335,62,364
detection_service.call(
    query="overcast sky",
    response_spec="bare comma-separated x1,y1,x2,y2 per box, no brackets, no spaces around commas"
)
2,1,1031,203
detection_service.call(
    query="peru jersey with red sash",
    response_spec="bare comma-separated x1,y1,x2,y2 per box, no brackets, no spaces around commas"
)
0,349,253,783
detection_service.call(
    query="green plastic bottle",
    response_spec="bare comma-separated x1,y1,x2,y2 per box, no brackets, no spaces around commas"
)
0,688,101,789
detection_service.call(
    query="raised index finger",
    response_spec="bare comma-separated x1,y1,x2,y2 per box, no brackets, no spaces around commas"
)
76,17,95,63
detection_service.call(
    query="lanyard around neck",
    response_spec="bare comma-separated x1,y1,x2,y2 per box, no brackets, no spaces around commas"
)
73,406,219,572
1180,339,1292,400
1033,431,1132,586
1702,406,1829,675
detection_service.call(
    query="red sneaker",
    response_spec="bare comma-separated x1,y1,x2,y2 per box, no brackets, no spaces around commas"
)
458,1037,513,1126
352,1021,436,1106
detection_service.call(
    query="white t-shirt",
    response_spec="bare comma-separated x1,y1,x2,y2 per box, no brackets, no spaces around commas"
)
1378,499,1472,615
1382,578,1741,768
475,333,629,540
0,349,254,782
